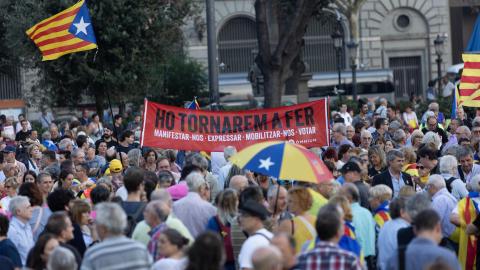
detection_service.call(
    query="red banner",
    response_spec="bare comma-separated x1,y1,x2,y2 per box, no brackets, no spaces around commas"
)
141,99,330,152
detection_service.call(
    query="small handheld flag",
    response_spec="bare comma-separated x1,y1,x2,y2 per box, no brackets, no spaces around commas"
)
187,97,200,110
26,0,97,61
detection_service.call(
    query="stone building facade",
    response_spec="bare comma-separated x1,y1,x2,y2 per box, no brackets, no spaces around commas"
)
183,0,454,100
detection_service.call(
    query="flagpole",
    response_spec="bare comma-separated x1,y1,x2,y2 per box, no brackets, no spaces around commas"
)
105,88,119,143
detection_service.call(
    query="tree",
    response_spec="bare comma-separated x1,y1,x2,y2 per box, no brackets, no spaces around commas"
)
148,54,208,106
0,0,200,116
334,0,367,41
254,0,331,108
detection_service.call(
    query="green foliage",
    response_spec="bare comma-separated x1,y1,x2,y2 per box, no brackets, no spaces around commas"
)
148,55,208,106
0,0,199,111
413,96,452,118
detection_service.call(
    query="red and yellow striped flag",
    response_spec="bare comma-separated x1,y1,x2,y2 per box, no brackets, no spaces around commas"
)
458,54,480,107
26,0,97,61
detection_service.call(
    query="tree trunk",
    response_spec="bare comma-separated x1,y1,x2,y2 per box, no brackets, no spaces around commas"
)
264,70,282,108
95,92,105,122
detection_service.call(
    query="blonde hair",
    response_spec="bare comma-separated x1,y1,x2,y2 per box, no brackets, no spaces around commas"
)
4,177,19,189
329,195,353,221
401,147,417,164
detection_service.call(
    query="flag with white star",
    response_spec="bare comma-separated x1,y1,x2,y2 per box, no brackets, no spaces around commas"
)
229,141,334,183
26,0,98,61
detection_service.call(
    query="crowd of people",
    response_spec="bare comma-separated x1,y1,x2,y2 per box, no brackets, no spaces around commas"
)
0,98,477,270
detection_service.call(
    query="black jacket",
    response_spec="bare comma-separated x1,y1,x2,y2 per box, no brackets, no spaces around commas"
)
372,170,413,195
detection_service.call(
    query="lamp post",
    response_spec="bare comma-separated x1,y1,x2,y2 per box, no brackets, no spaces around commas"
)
331,30,343,95
434,35,445,95
347,41,358,101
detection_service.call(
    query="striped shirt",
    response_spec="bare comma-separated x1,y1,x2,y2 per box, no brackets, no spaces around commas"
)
81,236,152,270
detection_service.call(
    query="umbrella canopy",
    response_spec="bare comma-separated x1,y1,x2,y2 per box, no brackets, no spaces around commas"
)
229,141,333,184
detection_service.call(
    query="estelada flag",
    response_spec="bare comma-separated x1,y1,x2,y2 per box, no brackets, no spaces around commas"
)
26,0,97,61
458,54,480,107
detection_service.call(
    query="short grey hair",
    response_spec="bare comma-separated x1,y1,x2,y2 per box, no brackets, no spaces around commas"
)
333,123,347,136
185,153,209,170
386,149,404,164
71,148,84,158
47,246,77,270
439,155,458,175
58,138,73,151
428,102,439,112
186,172,207,192
150,189,173,206
393,129,406,143
457,126,471,139
369,184,392,200
405,193,431,220
427,174,446,189
389,120,402,131
223,146,237,160
456,145,474,160
9,196,30,216
341,183,360,202
471,175,480,192
42,131,52,141
95,202,127,235
360,129,372,138
37,172,52,183
422,131,441,149
127,148,143,167
146,201,169,222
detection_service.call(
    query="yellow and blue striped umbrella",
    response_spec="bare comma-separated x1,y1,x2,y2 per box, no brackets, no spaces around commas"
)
230,141,333,184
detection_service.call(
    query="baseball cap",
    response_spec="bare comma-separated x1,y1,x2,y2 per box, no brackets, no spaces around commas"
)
109,159,123,173
239,200,270,221
341,161,362,174
2,145,16,153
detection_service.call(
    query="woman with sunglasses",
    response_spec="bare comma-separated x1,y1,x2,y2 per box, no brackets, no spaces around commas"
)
0,177,19,211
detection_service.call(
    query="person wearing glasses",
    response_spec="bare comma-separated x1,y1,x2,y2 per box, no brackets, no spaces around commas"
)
421,115,448,145
360,130,373,150
0,177,19,211
371,118,392,145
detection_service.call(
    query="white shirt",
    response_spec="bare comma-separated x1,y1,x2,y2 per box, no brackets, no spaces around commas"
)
8,216,34,266
0,196,12,211
238,228,273,269
339,112,352,126
462,164,480,185
442,81,455,97
151,257,187,270
116,186,128,201
441,173,468,200
218,163,232,189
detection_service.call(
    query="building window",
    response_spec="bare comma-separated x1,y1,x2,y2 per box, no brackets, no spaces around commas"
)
304,12,346,73
396,14,410,28
0,66,22,100
218,17,258,74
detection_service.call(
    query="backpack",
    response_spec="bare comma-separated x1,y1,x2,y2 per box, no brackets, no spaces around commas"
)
123,202,146,237
444,177,456,193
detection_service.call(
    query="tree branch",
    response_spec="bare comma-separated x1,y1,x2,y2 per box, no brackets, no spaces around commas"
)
254,0,272,70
